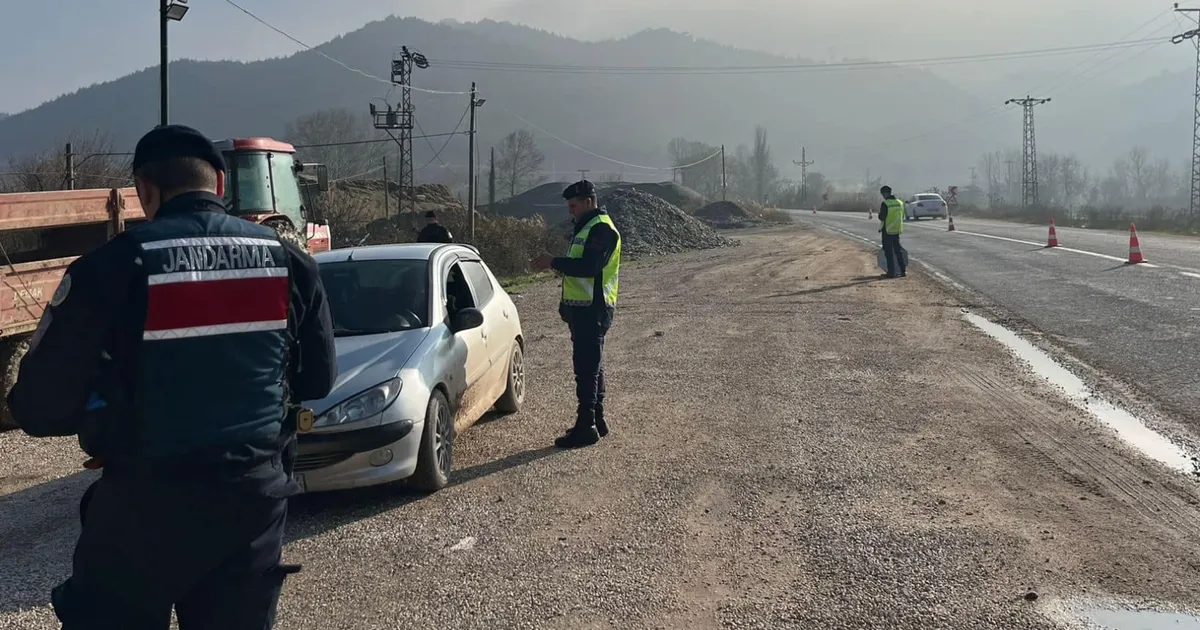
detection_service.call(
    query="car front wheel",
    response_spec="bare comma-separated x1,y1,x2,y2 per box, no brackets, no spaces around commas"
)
410,389,453,492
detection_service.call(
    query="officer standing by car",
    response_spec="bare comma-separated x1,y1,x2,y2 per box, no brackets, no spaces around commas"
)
878,185,907,278
532,180,621,449
6,125,337,629
416,210,453,243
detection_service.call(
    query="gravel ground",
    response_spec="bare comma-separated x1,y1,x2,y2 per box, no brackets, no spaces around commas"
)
4,226,1200,629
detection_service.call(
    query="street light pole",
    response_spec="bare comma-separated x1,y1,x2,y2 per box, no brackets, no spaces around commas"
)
160,0,169,127
467,83,486,242
159,0,189,127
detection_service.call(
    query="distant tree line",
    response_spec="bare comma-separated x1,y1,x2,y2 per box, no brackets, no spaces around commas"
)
978,147,1188,213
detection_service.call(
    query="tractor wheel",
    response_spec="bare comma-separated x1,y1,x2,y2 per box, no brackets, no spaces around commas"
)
0,338,29,432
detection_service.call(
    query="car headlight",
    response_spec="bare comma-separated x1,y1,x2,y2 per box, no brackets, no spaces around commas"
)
313,378,402,429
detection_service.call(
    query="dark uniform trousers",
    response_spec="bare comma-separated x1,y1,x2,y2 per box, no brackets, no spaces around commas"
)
59,456,297,630
565,305,614,423
882,233,906,277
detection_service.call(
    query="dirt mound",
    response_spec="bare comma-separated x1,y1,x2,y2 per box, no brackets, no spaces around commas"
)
597,189,737,258
332,180,463,215
488,181,708,220
349,207,560,278
622,182,707,213
694,201,764,229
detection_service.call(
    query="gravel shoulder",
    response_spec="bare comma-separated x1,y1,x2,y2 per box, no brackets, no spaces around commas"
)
4,226,1200,629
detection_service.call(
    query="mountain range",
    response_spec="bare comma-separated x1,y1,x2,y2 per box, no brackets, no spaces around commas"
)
0,17,1191,191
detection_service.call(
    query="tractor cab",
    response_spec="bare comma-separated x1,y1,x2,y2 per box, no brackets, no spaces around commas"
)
213,137,332,252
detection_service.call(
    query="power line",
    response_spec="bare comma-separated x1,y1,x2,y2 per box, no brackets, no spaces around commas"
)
220,0,469,95
839,13,1177,164
293,132,464,149
429,38,1167,75
414,107,469,173
492,101,719,171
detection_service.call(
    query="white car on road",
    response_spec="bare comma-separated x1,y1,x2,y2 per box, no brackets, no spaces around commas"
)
295,243,526,494
905,193,948,220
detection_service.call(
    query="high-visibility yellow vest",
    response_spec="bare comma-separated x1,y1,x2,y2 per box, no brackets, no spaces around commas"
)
561,213,621,307
884,198,905,235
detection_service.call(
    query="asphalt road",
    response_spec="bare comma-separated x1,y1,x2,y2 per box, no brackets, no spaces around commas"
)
795,211,1200,424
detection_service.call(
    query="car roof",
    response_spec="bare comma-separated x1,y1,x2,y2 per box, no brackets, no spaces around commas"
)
314,243,479,264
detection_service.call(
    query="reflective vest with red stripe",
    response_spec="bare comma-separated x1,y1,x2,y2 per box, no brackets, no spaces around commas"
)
126,197,292,457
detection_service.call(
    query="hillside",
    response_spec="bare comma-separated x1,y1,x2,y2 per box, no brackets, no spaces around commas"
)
0,17,995,190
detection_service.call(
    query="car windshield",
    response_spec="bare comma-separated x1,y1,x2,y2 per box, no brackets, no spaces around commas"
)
916,194,941,201
319,259,430,336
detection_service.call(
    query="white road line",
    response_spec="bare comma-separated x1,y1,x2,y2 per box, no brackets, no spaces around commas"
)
1181,272,1200,280
886,221,1161,268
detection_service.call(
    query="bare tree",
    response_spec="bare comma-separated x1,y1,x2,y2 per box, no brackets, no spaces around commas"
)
496,129,545,197
3,130,131,193
1127,147,1150,203
749,126,778,202
284,108,389,181
667,137,722,197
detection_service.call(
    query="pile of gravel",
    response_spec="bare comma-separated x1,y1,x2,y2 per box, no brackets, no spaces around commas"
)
600,189,738,258
487,181,709,219
694,201,764,229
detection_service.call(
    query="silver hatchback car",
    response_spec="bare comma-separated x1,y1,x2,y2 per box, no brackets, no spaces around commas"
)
295,243,526,493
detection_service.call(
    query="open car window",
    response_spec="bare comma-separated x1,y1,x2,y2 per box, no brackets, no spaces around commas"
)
445,262,478,317
319,259,430,336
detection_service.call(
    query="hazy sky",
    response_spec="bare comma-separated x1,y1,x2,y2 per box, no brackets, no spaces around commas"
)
0,0,1188,113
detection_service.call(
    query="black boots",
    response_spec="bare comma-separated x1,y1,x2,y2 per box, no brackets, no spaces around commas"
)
555,406,607,449
595,404,609,438
554,424,600,449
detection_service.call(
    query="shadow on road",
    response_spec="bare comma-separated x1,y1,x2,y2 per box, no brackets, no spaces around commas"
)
285,445,561,544
1,441,561,613
0,469,96,613
768,277,880,299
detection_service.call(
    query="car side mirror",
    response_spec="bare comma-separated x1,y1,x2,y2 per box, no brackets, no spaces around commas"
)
450,307,484,333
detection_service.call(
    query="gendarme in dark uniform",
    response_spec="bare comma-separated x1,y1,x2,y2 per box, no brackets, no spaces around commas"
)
7,125,337,629
533,180,621,449
416,210,453,244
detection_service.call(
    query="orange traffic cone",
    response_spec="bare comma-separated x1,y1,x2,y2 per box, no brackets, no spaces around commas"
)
1126,223,1147,264
812,208,817,214
868,208,873,219
1046,219,1059,248
947,215,957,232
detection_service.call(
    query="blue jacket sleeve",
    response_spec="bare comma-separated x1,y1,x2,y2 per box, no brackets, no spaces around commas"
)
7,239,134,437
284,242,337,402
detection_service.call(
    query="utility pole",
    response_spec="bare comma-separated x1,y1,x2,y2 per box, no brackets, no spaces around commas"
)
488,147,497,209
468,82,478,241
793,147,815,204
65,143,75,191
721,145,726,201
1173,8,1200,215
1005,96,1051,206
371,46,428,215
382,155,388,218
578,169,590,181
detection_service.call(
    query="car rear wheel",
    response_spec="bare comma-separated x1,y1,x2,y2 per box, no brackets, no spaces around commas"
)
494,342,525,414
410,389,453,492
